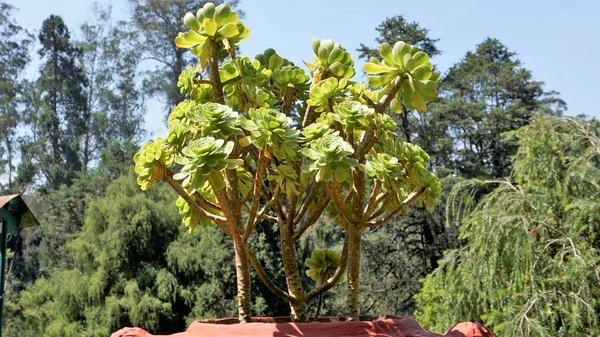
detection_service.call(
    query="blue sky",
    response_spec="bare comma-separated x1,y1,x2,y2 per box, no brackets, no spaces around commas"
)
7,0,600,139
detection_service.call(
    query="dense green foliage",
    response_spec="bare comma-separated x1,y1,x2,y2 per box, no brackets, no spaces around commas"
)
8,173,293,336
416,117,600,336
0,1,589,336
425,38,566,177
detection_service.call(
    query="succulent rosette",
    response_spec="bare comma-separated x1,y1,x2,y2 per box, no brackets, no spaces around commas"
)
301,132,359,183
365,41,440,113
173,137,242,191
134,138,173,191
305,249,342,283
238,107,299,160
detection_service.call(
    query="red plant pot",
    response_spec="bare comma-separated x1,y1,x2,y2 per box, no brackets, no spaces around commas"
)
111,316,495,337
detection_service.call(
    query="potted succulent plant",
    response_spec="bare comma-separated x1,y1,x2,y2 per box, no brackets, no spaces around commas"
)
122,2,494,336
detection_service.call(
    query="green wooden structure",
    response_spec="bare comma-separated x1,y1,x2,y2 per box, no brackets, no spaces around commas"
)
0,195,39,336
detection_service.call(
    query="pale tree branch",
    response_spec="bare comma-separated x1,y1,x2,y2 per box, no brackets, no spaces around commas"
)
293,195,330,240
244,147,269,240
210,176,244,239
243,189,278,241
247,247,294,302
365,187,425,228
293,182,318,225
362,180,382,223
368,193,393,221
167,168,223,213
355,75,404,160
193,192,222,213
164,174,230,235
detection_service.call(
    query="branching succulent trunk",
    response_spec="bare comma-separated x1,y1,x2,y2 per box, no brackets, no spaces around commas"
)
133,6,445,330
346,225,363,321
279,221,308,321
207,40,252,323
233,241,252,323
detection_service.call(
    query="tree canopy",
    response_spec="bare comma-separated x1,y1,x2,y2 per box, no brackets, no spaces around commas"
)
416,117,600,336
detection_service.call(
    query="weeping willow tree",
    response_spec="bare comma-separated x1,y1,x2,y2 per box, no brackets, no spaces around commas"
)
415,117,600,337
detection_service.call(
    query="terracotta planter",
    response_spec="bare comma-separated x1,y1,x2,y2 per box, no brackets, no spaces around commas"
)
111,316,495,337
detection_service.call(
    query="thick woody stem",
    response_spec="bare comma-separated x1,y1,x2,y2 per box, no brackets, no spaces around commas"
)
302,105,318,129
279,217,307,321
233,242,252,323
282,85,296,117
244,147,268,240
212,182,252,323
208,41,225,104
346,225,362,321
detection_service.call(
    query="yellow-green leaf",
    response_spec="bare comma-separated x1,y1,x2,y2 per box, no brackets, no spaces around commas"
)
411,91,427,113
203,18,218,36
217,22,239,38
378,42,396,66
364,62,394,75
175,31,206,48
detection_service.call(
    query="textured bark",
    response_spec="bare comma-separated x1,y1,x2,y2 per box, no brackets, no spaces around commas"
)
211,183,251,323
206,39,252,323
234,241,252,323
279,221,307,321
346,225,363,321
208,41,225,105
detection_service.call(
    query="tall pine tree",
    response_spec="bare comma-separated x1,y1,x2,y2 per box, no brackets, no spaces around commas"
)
426,38,566,178
35,15,88,190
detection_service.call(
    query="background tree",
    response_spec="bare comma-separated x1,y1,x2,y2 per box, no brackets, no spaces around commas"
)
425,38,566,178
416,117,600,337
77,3,145,171
128,0,242,115
12,175,181,337
0,3,33,192
33,15,88,190
17,8,148,275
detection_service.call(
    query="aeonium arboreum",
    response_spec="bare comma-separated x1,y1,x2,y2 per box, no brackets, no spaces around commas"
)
134,2,441,323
